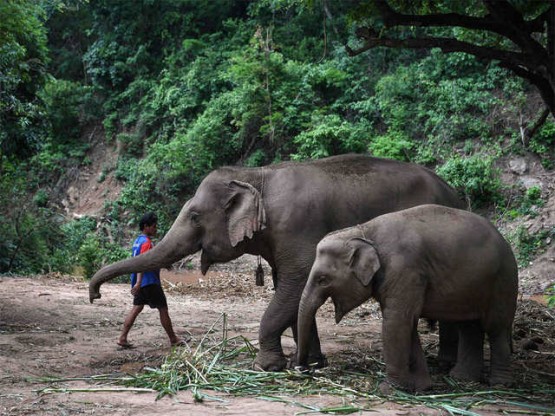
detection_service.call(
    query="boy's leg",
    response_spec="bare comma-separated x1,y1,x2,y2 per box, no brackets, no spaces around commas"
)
119,305,144,346
159,306,182,345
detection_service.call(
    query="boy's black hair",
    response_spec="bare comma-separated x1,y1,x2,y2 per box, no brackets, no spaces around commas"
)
139,212,157,231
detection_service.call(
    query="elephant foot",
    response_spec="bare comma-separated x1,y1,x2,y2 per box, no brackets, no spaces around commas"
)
253,350,287,372
413,374,432,392
380,375,431,394
488,371,514,387
288,352,328,370
449,363,482,382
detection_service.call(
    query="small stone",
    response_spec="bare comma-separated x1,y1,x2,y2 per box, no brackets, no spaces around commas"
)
509,157,528,175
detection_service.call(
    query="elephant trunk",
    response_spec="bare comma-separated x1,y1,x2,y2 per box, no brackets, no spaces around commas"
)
89,206,197,303
296,287,327,368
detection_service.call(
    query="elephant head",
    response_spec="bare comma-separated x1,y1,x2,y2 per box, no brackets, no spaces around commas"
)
89,173,266,303
296,237,380,367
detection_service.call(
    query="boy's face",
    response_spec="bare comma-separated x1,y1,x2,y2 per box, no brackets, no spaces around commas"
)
143,223,157,237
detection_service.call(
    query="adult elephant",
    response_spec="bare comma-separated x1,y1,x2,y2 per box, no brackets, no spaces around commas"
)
89,154,464,371
296,205,518,391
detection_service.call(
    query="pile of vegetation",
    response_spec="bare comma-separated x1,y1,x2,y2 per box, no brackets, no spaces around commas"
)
39,312,555,414
1,1,554,304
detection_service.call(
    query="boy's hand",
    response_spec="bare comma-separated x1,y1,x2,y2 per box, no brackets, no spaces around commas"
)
131,283,141,296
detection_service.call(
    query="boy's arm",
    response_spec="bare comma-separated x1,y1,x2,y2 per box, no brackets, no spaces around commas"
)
131,272,143,295
130,238,150,295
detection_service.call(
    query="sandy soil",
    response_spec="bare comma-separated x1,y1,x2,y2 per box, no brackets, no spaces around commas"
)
1,257,554,416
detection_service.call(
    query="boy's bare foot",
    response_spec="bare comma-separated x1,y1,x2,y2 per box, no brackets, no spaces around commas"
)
117,341,135,350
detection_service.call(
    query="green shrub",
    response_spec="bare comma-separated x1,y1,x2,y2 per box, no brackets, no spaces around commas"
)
368,131,414,161
520,186,544,216
546,285,555,308
509,226,555,267
117,132,144,158
437,155,503,207
76,233,128,280
292,115,369,160
529,121,555,169
40,79,101,144
33,189,49,207
503,186,545,220
244,149,267,167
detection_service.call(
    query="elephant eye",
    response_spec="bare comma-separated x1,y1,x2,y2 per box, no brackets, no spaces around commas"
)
317,275,330,287
190,212,201,227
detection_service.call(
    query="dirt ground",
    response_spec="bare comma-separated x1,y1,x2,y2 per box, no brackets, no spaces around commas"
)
1,256,554,416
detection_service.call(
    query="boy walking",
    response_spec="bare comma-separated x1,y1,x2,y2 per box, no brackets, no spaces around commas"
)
117,212,185,348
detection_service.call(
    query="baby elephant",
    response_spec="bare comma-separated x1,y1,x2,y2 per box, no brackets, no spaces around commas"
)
296,204,518,392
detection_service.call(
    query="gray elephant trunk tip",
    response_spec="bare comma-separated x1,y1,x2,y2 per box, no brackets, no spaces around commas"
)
89,292,101,303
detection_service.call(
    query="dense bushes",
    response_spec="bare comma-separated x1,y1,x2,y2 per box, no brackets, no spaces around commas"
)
437,155,503,208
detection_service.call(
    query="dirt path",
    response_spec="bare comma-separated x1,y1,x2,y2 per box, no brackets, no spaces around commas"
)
1,261,554,415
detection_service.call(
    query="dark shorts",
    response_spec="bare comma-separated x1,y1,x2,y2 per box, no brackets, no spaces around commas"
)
133,284,168,309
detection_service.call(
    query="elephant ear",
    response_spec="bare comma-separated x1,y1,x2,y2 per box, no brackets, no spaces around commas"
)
225,180,267,247
346,237,380,286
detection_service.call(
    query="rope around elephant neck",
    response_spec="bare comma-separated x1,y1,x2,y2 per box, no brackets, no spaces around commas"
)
356,224,367,240
255,167,265,286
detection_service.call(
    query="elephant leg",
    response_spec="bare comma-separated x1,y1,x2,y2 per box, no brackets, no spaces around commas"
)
381,310,419,392
254,280,317,371
437,321,458,370
409,322,432,391
450,320,484,382
487,325,514,386
254,300,288,371
290,319,327,369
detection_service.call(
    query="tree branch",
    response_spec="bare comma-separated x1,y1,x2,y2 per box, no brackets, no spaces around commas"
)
374,0,503,32
524,108,551,145
482,0,548,60
373,0,547,63
349,1,555,118
347,31,531,69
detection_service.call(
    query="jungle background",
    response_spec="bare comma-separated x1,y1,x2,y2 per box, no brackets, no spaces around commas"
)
1,1,555,414
1,0,554,298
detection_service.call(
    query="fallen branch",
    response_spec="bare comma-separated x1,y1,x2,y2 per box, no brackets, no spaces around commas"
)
36,387,156,395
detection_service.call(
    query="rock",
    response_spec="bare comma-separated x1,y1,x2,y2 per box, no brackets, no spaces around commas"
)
519,176,543,190
509,157,528,175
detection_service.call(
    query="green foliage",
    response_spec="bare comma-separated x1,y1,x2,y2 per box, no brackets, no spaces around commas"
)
0,206,63,274
51,217,128,279
76,234,102,280
40,78,101,142
509,226,555,267
116,132,144,158
504,186,545,220
437,155,503,207
546,285,555,308
0,0,49,162
2,0,553,277
0,159,61,274
292,115,370,160
33,189,49,208
529,121,555,169
520,186,544,215
369,131,414,161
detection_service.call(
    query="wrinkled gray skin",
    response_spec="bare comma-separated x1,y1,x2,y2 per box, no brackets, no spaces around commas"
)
297,205,518,392
89,154,464,371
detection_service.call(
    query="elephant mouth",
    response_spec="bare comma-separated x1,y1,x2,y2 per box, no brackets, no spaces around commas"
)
332,297,346,323
200,249,213,275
